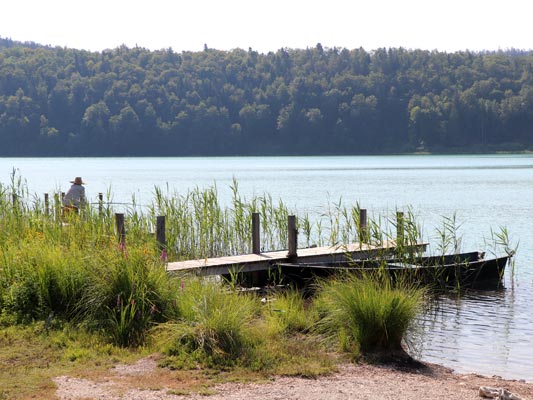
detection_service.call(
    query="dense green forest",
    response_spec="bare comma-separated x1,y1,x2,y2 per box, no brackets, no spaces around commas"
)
0,37,532,156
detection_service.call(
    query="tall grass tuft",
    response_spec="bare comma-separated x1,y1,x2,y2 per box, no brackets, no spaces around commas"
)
0,241,90,324
75,247,172,347
314,273,426,354
157,279,261,368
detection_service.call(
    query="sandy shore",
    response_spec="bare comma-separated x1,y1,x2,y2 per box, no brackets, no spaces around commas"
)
54,356,532,400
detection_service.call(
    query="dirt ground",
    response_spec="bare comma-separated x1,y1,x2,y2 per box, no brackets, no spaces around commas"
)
54,356,533,400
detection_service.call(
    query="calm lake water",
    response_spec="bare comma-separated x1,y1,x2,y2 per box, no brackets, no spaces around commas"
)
1,155,533,380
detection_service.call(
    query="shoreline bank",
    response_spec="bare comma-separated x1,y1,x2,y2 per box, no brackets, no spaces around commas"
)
54,357,533,400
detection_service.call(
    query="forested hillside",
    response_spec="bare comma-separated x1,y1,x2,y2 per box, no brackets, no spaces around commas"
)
1,38,532,156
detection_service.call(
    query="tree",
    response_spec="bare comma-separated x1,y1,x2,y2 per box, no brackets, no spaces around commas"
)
0,40,532,155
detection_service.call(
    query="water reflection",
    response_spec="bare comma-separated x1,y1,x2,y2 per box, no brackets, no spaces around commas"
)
408,286,533,381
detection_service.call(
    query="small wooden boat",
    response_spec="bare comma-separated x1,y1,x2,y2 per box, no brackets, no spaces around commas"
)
277,251,511,289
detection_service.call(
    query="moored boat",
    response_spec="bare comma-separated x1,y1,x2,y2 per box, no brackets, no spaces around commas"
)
277,251,511,289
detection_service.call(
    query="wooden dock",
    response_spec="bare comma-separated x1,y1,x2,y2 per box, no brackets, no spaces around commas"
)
166,240,428,277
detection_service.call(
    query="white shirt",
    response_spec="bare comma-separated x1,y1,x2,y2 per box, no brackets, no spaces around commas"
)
62,184,86,208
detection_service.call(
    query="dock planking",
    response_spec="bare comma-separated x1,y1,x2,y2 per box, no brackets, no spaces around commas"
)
166,240,428,277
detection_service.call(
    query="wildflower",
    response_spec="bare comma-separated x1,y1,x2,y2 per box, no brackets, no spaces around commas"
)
118,242,129,259
160,249,168,261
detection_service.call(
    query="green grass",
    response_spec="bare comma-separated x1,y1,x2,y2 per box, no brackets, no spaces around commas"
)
263,289,313,336
156,279,261,368
76,247,175,347
314,273,427,355
0,322,137,399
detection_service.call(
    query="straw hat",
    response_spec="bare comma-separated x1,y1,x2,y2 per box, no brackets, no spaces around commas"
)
70,177,85,185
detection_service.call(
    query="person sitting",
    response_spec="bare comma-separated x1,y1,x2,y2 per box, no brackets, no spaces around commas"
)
62,177,86,214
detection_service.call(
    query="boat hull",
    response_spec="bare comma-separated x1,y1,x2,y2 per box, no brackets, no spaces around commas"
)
277,252,510,290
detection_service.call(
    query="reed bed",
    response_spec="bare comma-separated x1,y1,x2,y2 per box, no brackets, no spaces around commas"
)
1,173,423,261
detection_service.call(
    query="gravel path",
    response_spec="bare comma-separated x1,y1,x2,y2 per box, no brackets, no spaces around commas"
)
54,357,533,400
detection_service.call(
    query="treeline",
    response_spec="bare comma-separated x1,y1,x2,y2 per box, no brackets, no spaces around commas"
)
1,38,532,156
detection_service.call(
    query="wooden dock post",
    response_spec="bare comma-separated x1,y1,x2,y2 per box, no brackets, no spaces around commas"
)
98,193,103,216
115,213,126,246
156,216,166,251
54,193,61,221
396,211,404,244
252,212,260,254
359,208,368,243
44,193,49,216
287,215,298,260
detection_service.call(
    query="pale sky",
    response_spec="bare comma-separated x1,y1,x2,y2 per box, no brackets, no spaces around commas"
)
1,0,532,53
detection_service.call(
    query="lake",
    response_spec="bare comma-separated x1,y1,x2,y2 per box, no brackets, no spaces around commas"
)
1,154,533,380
